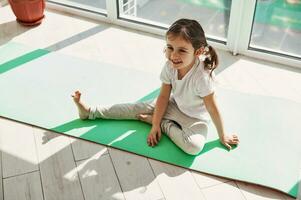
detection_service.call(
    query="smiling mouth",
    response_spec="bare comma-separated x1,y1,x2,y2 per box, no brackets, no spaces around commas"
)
171,60,182,65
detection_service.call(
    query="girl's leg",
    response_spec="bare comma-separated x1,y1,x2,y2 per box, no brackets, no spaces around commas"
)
161,99,208,155
72,91,91,119
88,100,155,120
160,119,207,155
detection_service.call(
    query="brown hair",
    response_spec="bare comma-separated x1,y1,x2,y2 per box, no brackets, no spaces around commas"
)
166,18,218,77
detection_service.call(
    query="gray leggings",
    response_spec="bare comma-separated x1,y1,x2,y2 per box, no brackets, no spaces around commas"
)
88,98,208,155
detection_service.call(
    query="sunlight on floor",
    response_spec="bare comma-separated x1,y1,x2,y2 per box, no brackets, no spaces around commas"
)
216,58,301,103
64,148,107,180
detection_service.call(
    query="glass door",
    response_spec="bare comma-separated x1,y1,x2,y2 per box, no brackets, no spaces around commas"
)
249,0,301,59
47,0,107,15
118,0,232,43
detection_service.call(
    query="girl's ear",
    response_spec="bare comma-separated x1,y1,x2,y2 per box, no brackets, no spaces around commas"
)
195,47,204,56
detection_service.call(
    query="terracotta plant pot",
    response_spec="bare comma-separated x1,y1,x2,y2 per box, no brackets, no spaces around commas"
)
8,0,45,26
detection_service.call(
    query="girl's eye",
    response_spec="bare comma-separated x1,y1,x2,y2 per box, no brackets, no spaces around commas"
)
167,47,173,50
179,50,187,54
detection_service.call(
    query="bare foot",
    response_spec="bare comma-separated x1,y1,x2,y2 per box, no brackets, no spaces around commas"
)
72,90,90,120
137,114,153,125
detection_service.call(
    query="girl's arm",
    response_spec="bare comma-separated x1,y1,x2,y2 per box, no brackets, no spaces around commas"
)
203,93,239,150
147,83,171,146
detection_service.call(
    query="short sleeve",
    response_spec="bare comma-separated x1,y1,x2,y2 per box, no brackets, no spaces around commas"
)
160,62,172,84
195,72,215,97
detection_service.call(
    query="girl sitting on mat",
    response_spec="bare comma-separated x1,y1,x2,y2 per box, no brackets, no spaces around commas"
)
72,18,239,155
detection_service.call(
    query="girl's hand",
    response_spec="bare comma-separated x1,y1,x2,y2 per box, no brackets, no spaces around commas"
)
220,134,239,150
147,125,162,147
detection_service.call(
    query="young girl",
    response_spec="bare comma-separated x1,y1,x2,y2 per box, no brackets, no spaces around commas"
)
72,18,239,155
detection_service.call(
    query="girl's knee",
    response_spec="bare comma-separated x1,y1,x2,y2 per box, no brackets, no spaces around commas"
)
133,102,154,114
182,136,206,155
183,143,204,155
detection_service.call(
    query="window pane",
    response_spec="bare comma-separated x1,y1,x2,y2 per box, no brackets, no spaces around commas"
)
118,0,232,41
250,0,301,58
48,0,107,14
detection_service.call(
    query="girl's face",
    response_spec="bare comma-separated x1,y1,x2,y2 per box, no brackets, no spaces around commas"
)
165,34,201,70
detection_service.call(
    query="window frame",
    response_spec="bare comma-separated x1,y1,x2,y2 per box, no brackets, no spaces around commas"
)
46,0,301,69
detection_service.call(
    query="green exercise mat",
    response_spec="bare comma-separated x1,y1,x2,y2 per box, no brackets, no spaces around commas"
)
0,42,300,198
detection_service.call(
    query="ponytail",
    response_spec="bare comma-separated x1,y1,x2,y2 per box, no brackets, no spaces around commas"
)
203,45,218,77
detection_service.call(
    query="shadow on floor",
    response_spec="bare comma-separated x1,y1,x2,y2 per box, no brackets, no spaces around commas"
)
0,20,31,45
45,25,108,51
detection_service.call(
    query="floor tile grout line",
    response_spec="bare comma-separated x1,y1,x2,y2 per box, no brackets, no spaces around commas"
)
190,170,232,191
147,158,166,199
234,181,248,200
1,150,4,200
199,179,233,190
187,169,207,200
106,147,127,200
72,149,109,163
2,169,40,180
69,136,86,200
32,125,46,200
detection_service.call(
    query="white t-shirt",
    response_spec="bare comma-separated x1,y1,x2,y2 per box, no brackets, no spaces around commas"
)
160,58,215,122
